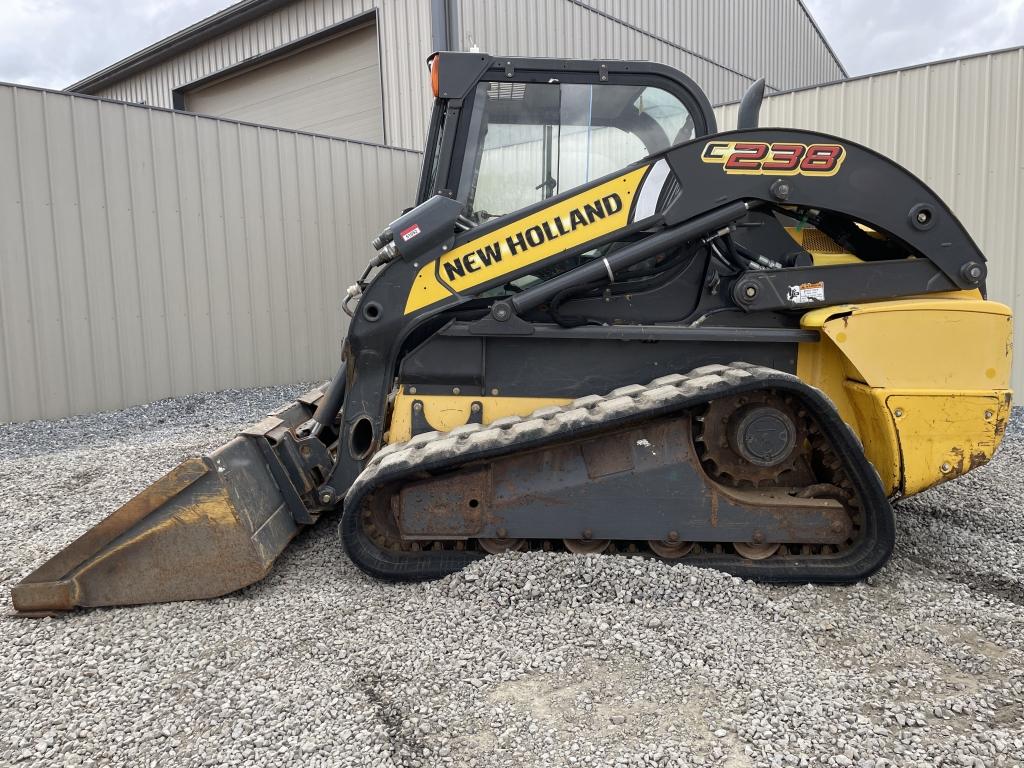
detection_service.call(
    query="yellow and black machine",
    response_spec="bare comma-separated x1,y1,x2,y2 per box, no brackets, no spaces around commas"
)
13,53,1012,613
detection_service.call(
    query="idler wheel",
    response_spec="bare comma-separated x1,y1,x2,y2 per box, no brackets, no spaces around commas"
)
733,541,781,560
648,539,695,559
564,538,611,554
478,538,527,555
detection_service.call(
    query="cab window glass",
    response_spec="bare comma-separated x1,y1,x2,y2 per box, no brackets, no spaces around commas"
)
460,81,694,221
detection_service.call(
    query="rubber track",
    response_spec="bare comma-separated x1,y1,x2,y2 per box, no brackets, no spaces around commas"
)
340,363,895,584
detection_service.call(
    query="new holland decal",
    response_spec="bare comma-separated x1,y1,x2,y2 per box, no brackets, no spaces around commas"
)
403,165,649,315
701,141,846,176
441,193,623,283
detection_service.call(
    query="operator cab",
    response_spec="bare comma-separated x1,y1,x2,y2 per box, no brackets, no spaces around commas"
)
416,52,719,296
417,52,718,212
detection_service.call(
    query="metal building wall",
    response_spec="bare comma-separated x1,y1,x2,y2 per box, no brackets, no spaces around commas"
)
0,83,422,423
715,47,1024,392
457,0,845,104
85,0,844,150
579,0,845,92
90,1,434,152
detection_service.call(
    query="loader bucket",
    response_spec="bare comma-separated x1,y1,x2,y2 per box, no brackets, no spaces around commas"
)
12,392,330,614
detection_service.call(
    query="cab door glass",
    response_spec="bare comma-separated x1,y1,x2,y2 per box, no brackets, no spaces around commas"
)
461,81,694,221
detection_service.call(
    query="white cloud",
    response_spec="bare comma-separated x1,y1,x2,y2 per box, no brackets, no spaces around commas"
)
0,0,229,89
804,0,1024,75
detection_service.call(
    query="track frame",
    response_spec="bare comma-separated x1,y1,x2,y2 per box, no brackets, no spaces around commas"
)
341,363,895,584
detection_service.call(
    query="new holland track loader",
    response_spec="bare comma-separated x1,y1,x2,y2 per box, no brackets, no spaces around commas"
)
13,53,1013,614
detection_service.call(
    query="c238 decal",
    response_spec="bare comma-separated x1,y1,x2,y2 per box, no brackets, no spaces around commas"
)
701,141,846,177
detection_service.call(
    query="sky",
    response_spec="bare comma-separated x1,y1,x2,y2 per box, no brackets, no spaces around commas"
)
0,0,1022,90
803,0,1024,76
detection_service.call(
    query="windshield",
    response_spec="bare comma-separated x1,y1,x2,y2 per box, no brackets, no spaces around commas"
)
457,81,695,221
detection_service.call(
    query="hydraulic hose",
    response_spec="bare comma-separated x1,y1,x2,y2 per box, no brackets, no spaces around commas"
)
306,360,347,437
509,201,750,316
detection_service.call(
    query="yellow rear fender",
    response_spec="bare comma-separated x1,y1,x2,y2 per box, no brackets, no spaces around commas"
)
798,294,1012,497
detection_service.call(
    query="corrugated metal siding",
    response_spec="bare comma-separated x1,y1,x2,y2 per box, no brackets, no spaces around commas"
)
184,21,385,141
588,0,845,90
86,0,842,150
91,1,434,151
0,83,422,423
456,0,845,105
455,0,747,105
715,47,1024,392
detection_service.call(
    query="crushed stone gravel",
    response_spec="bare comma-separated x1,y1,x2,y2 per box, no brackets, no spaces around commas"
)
1,387,1022,768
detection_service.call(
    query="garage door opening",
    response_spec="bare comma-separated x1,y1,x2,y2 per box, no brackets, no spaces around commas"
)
180,20,384,143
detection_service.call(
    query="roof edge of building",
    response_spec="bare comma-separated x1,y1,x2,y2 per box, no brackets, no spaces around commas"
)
794,0,848,79
66,0,290,94
72,0,851,97
713,44,1024,108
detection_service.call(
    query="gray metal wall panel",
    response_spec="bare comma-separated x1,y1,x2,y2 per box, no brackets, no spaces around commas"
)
91,0,434,152
574,0,844,91
184,22,384,141
455,0,845,105
715,47,1024,392
456,0,746,105
84,0,842,150
0,83,421,423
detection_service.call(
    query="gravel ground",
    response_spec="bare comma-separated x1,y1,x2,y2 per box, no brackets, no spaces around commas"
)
1,386,1022,768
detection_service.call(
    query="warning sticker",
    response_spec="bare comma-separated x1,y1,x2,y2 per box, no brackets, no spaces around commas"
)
786,281,825,304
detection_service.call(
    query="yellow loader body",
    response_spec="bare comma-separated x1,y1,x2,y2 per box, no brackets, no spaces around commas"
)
390,293,1012,500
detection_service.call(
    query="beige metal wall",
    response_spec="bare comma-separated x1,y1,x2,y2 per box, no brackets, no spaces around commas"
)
0,83,422,423
87,1,433,151
83,0,844,150
184,21,384,142
457,0,845,103
579,0,844,92
715,47,1024,392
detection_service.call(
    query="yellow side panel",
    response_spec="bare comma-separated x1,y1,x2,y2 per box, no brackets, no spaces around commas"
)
885,391,1011,496
797,294,1013,497
842,382,902,495
388,391,572,445
807,298,1013,389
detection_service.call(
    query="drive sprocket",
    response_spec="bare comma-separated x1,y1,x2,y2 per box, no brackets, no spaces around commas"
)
694,391,814,488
